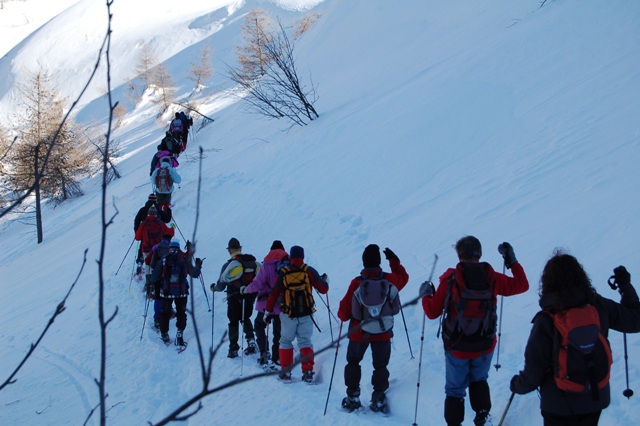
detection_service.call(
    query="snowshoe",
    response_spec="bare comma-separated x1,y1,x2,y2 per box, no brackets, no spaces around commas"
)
277,372,292,383
161,333,171,346
175,330,185,347
474,410,492,426
227,349,239,359
243,339,258,355
341,396,362,412
302,370,315,384
369,392,388,414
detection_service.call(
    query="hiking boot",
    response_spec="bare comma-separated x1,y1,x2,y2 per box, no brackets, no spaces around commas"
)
161,333,171,345
227,348,239,359
341,396,362,412
175,330,185,346
258,352,270,365
369,391,387,413
301,370,315,383
244,339,258,355
153,321,161,333
277,371,292,382
474,410,492,426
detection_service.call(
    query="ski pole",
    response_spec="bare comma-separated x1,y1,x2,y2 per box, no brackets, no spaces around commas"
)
171,216,187,240
494,263,506,371
324,321,343,416
211,289,215,349
240,297,245,376
412,254,439,426
115,237,136,275
622,332,634,398
128,244,139,292
318,292,334,342
399,304,414,359
140,296,151,341
315,289,340,324
199,272,211,311
497,392,515,426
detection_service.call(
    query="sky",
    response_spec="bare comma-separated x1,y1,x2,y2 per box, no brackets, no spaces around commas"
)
1,0,639,425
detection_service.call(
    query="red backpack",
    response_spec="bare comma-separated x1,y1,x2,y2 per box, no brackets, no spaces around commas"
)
142,218,163,253
547,305,613,400
155,167,173,193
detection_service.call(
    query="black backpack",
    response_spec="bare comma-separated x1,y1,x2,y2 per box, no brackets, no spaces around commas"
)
442,262,497,352
229,254,258,292
161,252,187,297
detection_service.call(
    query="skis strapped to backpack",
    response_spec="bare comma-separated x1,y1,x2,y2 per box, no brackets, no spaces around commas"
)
547,305,613,400
352,274,400,334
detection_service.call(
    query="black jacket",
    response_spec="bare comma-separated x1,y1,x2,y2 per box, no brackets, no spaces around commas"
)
510,283,640,416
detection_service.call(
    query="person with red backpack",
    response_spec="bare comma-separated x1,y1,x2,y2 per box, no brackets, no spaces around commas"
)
150,157,181,209
264,245,329,383
337,244,409,413
420,236,529,426
242,240,289,368
133,194,171,274
211,238,260,358
134,205,174,281
150,239,202,347
510,253,640,426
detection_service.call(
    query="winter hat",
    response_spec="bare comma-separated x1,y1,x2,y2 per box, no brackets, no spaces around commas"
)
227,237,241,250
270,240,285,250
148,205,158,216
455,235,482,260
169,240,180,250
362,244,381,268
290,245,304,259
148,193,157,202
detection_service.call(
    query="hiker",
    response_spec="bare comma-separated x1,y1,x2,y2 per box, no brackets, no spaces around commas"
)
242,240,289,367
178,111,193,151
133,194,171,272
211,238,260,358
150,239,202,346
134,205,174,281
264,245,329,383
510,254,640,426
150,156,181,209
150,149,179,176
146,233,174,331
159,131,182,156
170,112,184,137
337,244,409,412
420,236,529,426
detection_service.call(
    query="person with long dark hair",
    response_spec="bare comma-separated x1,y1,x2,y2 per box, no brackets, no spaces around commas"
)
510,251,640,425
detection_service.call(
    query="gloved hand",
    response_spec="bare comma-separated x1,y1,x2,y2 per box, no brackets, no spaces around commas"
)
419,280,435,298
383,247,399,262
614,265,631,287
239,285,247,295
195,257,203,268
509,375,519,394
185,240,192,252
321,273,330,284
498,242,518,269
264,312,274,324
209,283,217,292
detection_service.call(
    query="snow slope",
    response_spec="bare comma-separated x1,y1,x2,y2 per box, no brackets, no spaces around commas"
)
1,0,639,425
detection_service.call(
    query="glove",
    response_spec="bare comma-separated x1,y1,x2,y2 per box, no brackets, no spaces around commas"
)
195,257,203,268
613,265,631,287
209,283,216,292
419,280,435,298
185,240,192,252
383,247,399,262
239,285,247,295
509,375,519,394
264,312,274,324
497,242,518,269
321,273,329,284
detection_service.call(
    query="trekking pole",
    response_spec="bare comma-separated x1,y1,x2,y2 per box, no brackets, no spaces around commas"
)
128,245,139,292
315,289,340,324
240,297,245,376
199,273,211,311
171,216,187,240
316,291,334,342
494,263,506,371
115,237,136,275
412,254,439,426
211,290,215,349
323,321,343,416
497,392,515,426
608,274,634,399
140,296,151,341
399,304,414,359
622,333,634,398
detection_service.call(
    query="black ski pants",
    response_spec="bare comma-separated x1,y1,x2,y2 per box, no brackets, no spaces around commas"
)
254,311,281,362
227,294,256,351
159,297,187,334
344,339,391,398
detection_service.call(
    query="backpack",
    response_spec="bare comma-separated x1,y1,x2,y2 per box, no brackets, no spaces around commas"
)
280,265,315,318
161,252,187,297
351,274,400,334
442,262,497,352
143,218,163,253
547,305,613,400
230,254,258,292
155,167,173,193
170,118,184,134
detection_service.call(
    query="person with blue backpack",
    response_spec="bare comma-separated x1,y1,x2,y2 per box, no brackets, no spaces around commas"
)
337,244,409,413
150,239,202,347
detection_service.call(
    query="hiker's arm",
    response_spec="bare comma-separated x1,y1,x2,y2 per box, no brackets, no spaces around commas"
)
422,269,452,320
265,272,284,312
388,258,409,291
338,279,359,322
496,262,529,297
510,313,553,395
308,266,328,294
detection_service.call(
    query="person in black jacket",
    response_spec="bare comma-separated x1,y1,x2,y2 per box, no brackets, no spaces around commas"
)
510,251,640,426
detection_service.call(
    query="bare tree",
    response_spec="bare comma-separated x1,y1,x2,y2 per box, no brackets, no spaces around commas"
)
229,20,319,128
188,44,214,89
235,9,274,80
292,11,322,40
135,44,159,91
152,63,175,111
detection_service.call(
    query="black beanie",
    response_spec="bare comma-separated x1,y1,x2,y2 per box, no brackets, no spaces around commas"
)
270,240,285,250
362,244,381,268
